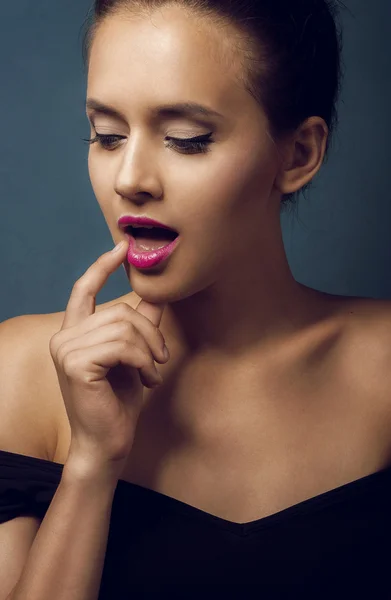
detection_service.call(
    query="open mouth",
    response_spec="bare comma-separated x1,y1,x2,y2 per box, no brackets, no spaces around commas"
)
125,225,179,241
124,226,179,253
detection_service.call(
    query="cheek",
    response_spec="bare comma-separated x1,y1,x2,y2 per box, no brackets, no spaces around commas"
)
219,140,275,192
185,142,274,221
88,155,113,203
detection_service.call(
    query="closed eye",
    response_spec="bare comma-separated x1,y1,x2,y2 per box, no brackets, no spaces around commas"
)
82,132,214,154
166,133,214,154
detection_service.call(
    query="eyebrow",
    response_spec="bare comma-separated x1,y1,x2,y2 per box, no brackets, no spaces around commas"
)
85,98,225,123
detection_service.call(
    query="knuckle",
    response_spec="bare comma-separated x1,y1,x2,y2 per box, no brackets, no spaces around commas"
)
73,276,94,293
96,254,109,267
51,339,66,363
126,345,147,370
116,302,133,317
72,277,85,291
49,335,59,356
56,345,68,365
118,320,136,337
117,338,130,353
119,301,132,310
62,350,80,375
55,338,69,362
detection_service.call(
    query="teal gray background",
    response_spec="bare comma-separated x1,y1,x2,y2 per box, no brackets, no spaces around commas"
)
1,1,390,321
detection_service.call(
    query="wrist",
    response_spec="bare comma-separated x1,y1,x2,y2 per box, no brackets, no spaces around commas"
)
63,450,124,490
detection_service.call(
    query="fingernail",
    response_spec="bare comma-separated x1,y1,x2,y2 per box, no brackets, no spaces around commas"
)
163,345,170,360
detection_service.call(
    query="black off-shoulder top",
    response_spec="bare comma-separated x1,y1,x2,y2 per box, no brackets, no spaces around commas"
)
1,449,390,599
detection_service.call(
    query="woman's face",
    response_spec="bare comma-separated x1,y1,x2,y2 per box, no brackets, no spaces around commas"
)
86,6,284,302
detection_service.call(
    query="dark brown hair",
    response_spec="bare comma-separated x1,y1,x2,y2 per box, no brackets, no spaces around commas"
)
80,0,348,212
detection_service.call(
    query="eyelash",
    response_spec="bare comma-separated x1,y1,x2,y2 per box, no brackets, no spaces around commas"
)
82,132,214,154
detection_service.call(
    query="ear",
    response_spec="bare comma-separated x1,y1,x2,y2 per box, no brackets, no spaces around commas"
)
274,117,329,195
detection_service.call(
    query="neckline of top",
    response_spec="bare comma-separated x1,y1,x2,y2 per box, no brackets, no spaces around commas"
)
1,449,390,536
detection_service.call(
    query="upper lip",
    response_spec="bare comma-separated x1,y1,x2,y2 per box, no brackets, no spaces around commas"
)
118,215,178,232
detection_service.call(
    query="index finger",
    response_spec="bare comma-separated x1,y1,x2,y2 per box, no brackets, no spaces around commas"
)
61,241,128,330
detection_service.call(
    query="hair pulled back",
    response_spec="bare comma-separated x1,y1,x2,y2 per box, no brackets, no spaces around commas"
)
81,0,347,211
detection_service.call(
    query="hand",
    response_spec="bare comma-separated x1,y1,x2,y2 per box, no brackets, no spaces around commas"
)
49,241,170,477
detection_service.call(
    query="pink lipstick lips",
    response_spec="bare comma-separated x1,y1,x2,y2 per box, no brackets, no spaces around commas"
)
118,215,180,269
125,235,180,268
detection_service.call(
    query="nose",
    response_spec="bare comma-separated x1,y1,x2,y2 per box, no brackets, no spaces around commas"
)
113,137,163,203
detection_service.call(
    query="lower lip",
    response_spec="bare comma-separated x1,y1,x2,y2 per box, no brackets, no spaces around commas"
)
125,234,180,269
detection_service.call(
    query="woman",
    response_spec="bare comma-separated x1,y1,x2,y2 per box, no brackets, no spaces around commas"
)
1,0,391,598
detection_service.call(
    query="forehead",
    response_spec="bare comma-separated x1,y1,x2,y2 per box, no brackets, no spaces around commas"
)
87,8,248,122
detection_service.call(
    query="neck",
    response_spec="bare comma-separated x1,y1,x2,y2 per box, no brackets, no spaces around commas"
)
159,225,330,360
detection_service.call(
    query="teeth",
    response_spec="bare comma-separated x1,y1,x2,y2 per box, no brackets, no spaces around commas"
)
131,224,154,229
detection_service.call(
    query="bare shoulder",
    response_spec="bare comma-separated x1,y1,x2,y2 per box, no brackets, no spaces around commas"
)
336,295,391,401
341,295,391,339
0,313,62,462
0,292,138,465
